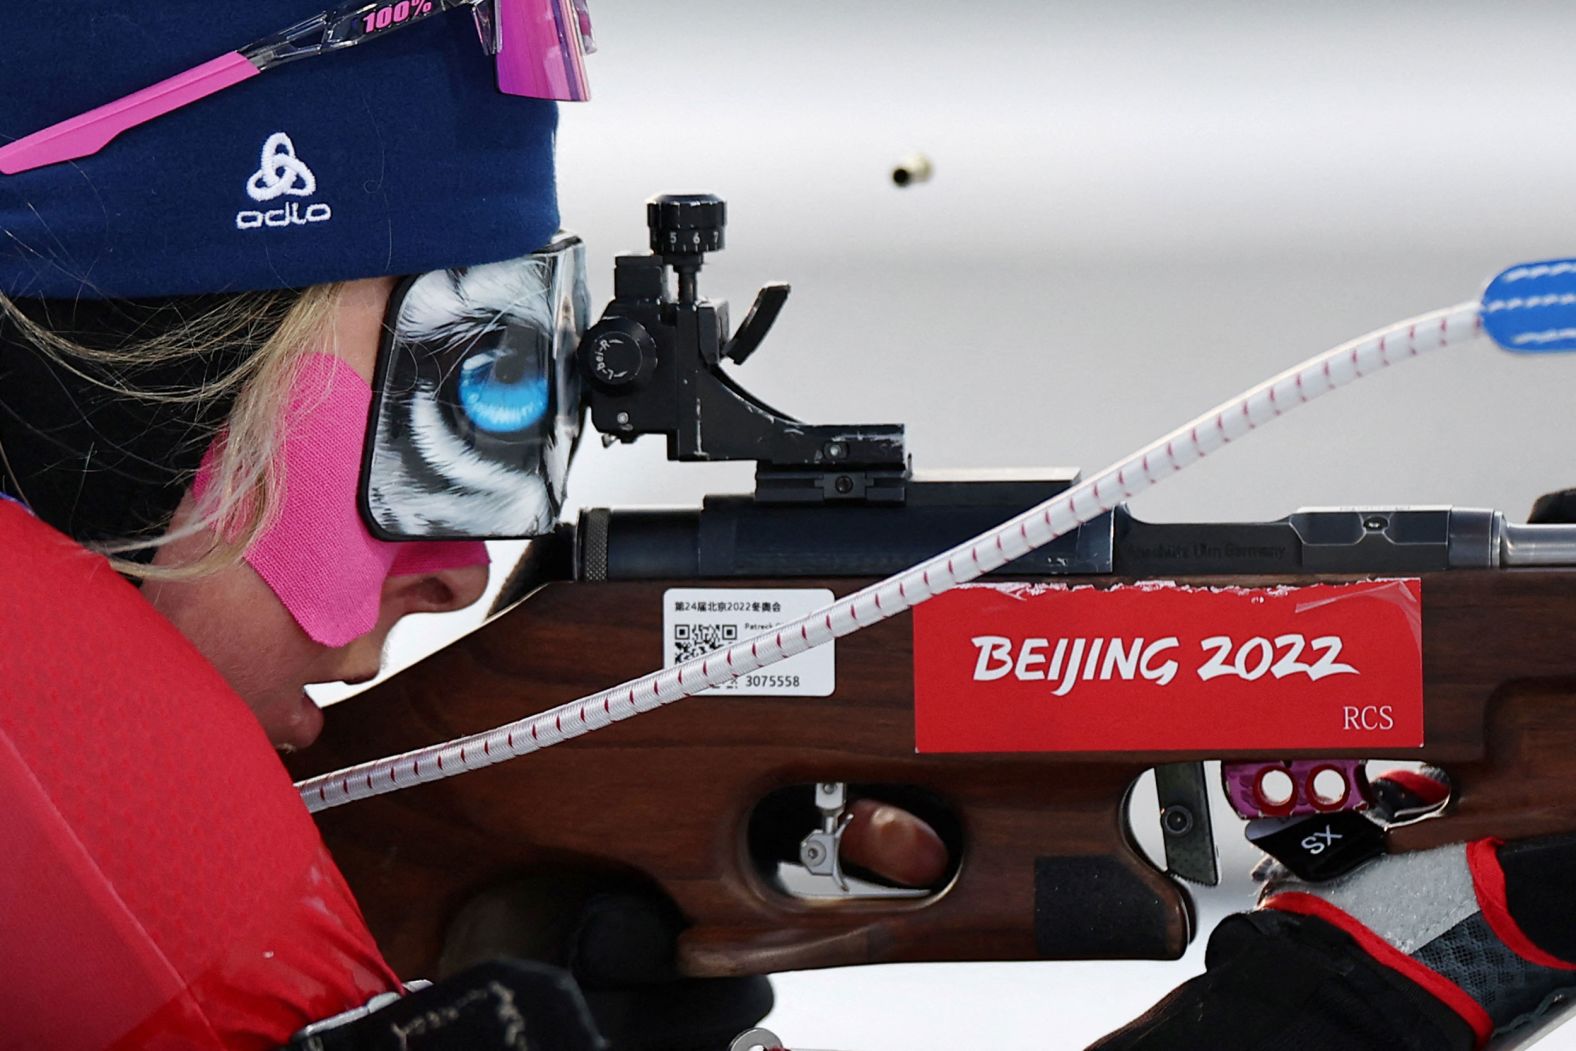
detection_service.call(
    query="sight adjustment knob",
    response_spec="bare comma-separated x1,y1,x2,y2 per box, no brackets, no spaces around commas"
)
581,317,658,392
648,193,726,257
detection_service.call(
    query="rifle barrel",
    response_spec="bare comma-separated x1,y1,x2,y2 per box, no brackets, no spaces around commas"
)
1499,521,1576,566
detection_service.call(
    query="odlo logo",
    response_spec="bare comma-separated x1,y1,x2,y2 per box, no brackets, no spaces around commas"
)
236,133,333,231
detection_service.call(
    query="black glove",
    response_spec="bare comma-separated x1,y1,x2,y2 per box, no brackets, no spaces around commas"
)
1087,908,1477,1051
440,873,772,1051
1096,760,1576,1051
283,959,605,1051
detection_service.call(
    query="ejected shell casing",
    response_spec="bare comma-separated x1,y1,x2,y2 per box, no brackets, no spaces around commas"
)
891,152,934,187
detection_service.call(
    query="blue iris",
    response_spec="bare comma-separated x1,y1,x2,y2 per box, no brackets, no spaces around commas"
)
456,350,550,435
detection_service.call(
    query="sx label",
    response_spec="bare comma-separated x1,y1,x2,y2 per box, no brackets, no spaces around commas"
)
1301,826,1343,855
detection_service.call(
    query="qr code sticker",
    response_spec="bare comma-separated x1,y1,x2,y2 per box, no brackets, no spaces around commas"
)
672,622,739,662
663,589,835,696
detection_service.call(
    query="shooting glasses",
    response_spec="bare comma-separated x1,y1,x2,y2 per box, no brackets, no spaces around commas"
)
361,231,589,541
0,0,593,175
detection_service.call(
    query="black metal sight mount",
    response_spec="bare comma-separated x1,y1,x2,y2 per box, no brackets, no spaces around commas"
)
576,194,910,505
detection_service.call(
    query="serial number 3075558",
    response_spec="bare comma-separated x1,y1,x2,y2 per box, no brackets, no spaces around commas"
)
727,674,800,691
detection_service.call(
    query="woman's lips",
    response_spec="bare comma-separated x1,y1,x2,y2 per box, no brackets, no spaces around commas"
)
279,690,325,751
279,669,375,751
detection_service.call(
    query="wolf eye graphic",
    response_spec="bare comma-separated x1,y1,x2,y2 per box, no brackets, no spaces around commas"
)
364,240,588,540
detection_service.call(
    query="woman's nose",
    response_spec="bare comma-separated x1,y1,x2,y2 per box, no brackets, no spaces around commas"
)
383,562,491,618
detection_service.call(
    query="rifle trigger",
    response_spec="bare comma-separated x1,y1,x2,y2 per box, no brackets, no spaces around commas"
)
799,781,852,891
1154,762,1220,886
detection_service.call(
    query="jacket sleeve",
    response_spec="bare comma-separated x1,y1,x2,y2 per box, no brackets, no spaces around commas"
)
0,500,402,1050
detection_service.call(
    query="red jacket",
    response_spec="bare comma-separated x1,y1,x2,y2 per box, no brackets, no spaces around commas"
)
0,499,400,1049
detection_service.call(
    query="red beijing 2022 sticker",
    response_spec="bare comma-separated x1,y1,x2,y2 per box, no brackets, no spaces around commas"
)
912,579,1423,754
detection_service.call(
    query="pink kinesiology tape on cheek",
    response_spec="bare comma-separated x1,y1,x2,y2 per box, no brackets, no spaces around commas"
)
196,353,488,647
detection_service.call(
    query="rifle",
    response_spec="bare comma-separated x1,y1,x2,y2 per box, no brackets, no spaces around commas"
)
290,196,1576,1036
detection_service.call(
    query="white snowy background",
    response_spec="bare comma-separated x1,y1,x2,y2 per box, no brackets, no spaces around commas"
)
314,2,1576,1047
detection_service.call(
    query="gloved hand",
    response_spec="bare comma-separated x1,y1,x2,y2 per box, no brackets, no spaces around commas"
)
1092,768,1576,1051
438,873,769,1051
437,796,948,1051
282,959,605,1051
1257,833,1576,1047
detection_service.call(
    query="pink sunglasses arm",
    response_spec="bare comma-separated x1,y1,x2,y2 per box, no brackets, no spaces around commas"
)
0,52,260,176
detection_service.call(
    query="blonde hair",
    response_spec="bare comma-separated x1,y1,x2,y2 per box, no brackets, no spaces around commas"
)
0,283,346,579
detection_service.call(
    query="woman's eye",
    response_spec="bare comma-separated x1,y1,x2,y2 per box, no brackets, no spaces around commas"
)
456,348,549,435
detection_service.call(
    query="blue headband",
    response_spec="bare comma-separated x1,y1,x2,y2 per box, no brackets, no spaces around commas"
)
0,3,559,300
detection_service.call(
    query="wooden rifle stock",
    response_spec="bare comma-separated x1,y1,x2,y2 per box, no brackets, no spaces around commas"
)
290,570,1576,982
